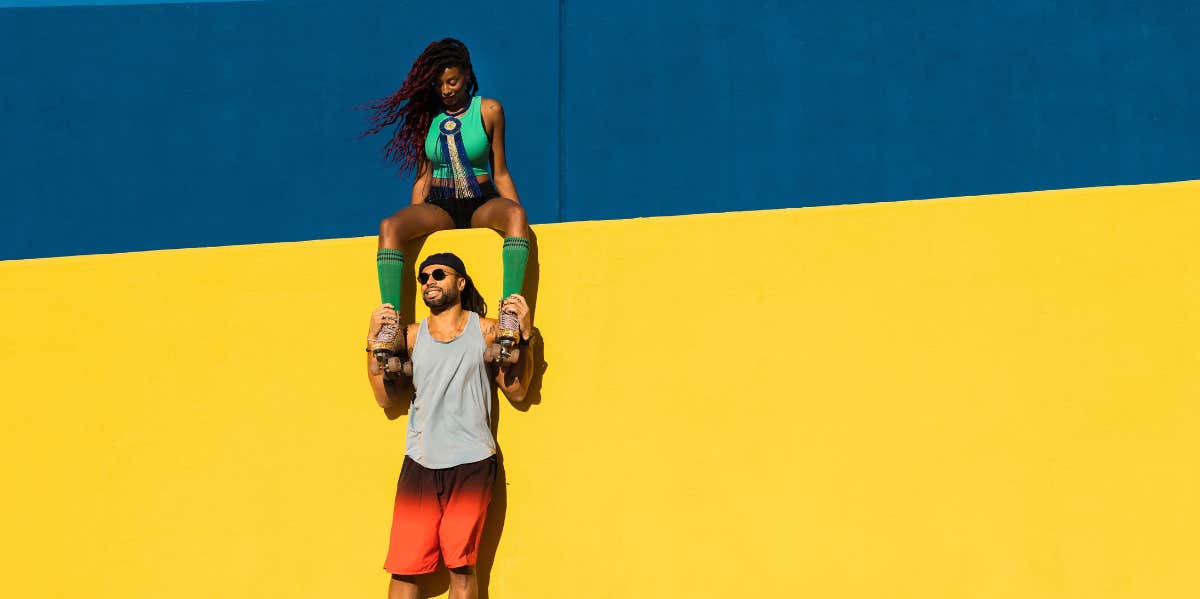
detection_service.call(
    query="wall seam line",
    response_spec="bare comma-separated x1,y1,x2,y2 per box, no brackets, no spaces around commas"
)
557,0,566,222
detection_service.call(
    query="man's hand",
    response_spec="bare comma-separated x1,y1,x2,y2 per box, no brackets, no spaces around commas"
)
369,303,399,339
501,294,532,341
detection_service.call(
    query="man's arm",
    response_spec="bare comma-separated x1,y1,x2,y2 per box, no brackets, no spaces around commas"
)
495,294,535,403
495,330,535,403
365,304,412,410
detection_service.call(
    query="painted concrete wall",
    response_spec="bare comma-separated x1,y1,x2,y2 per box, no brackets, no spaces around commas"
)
2,181,1198,597
0,0,559,259
4,1,1199,259
561,1,1200,221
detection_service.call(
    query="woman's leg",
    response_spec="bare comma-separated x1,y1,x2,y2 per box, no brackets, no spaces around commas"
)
470,197,530,300
379,203,457,250
373,204,455,357
377,203,455,308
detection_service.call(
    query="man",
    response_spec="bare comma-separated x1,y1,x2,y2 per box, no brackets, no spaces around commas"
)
365,252,532,599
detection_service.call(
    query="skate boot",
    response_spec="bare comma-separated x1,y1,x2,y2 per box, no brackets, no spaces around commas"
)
484,305,522,365
371,322,413,377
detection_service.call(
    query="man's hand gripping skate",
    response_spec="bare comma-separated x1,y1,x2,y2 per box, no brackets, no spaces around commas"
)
493,294,533,402
368,304,412,378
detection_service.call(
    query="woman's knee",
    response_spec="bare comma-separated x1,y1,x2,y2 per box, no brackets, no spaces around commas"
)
379,215,405,241
504,202,528,234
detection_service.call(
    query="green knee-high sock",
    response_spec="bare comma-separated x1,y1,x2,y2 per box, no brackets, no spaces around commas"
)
376,248,405,311
501,237,530,299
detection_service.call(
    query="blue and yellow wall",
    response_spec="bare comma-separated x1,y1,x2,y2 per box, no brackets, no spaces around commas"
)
2,1,1199,597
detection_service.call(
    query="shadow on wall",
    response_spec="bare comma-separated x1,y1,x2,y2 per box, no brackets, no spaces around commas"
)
476,229,547,598
512,229,548,409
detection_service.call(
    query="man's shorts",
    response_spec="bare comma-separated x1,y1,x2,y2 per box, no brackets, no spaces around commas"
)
384,454,497,575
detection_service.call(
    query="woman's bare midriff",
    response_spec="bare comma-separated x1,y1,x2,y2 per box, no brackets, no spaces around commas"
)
430,174,491,188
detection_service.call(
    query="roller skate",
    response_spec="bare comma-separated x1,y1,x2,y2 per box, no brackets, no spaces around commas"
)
484,305,522,365
371,321,413,377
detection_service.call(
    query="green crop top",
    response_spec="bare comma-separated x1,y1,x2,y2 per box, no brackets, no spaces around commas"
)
424,95,490,179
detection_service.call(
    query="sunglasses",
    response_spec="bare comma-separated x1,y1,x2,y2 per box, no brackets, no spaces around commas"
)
418,268,458,285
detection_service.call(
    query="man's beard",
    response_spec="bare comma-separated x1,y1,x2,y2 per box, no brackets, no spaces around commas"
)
423,286,460,313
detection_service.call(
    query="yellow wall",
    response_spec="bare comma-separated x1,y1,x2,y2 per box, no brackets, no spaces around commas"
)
2,181,1198,598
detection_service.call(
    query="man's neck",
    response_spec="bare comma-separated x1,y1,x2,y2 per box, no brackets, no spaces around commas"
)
428,304,467,326
426,304,469,341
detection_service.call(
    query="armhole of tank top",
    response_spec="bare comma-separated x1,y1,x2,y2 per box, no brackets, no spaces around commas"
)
414,319,428,350
426,117,440,164
471,312,487,343
475,96,491,143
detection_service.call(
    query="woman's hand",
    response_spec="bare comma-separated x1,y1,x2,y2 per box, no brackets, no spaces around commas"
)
501,294,532,340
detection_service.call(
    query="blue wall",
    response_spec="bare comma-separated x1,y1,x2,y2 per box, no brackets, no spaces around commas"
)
0,0,558,259
3,0,1198,259
562,0,1200,221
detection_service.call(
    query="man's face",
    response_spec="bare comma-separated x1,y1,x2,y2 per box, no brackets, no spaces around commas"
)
419,266,464,309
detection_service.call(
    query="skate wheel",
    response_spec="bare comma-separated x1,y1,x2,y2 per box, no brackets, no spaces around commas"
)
483,344,500,363
401,361,413,377
504,348,521,364
386,356,404,374
368,359,382,377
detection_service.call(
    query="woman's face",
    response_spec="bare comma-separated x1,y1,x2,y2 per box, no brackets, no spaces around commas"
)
436,66,470,111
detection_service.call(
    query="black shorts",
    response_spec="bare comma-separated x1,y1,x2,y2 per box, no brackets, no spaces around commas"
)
426,181,500,229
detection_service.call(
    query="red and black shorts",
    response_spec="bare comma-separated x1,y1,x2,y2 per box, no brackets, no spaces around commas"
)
384,455,497,575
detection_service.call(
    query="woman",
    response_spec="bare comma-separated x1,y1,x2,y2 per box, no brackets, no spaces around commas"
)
362,38,530,365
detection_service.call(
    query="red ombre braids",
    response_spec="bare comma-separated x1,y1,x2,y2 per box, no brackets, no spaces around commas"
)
361,38,479,175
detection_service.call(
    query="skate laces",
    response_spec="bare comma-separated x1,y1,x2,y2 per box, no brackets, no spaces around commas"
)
498,308,519,332
376,322,398,343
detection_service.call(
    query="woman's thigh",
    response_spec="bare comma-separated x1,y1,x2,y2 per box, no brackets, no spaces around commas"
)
469,197,528,237
379,203,456,248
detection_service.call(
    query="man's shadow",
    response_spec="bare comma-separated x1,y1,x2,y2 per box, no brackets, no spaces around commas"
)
383,231,550,597
505,229,548,408
475,229,548,597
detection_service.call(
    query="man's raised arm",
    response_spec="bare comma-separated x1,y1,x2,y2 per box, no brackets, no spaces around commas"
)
495,294,536,403
366,304,411,410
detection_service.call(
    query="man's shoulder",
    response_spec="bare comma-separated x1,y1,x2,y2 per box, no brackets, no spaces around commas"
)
405,322,421,343
477,316,498,337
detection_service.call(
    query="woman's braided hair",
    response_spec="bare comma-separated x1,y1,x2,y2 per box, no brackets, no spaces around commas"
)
360,38,478,175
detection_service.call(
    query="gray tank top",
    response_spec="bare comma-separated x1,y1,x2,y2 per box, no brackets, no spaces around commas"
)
406,311,496,468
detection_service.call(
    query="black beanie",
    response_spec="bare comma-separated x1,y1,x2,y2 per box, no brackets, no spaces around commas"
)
418,252,469,279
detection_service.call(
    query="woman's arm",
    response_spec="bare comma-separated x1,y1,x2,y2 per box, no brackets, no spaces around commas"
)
410,157,432,205
482,98,522,204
